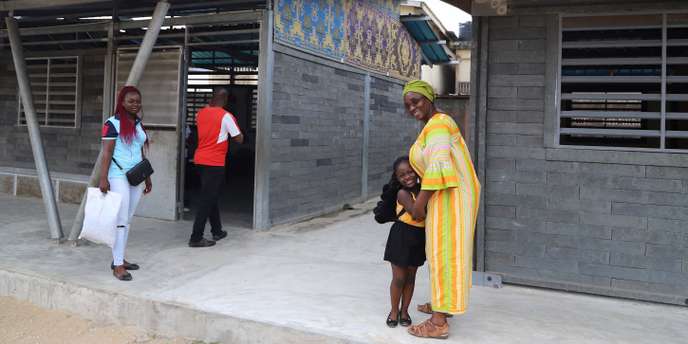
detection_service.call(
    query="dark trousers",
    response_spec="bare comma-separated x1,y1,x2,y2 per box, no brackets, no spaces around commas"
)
191,165,225,242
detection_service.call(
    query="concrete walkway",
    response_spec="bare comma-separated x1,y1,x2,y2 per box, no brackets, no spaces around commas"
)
0,194,686,343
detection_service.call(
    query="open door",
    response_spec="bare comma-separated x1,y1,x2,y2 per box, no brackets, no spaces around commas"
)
180,22,260,229
116,47,183,220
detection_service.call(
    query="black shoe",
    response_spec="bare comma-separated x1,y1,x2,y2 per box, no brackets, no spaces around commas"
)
188,238,216,248
110,261,140,271
212,230,228,241
400,314,412,327
386,312,399,328
113,269,132,281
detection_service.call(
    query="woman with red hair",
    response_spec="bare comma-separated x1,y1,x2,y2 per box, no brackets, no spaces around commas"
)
99,86,152,281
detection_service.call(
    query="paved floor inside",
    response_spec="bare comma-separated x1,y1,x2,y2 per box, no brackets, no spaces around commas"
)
0,194,686,343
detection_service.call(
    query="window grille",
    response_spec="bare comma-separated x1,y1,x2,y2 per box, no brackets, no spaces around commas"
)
185,86,257,131
559,14,688,150
250,88,257,130
18,57,79,128
186,87,214,126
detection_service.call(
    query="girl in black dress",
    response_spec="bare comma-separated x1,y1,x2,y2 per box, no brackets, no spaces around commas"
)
384,156,426,328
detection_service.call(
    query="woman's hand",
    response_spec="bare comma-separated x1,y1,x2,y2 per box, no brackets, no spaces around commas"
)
144,177,152,194
99,177,110,193
99,140,115,194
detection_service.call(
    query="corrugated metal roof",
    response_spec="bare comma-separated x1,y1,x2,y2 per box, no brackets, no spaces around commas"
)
402,18,451,64
191,50,257,67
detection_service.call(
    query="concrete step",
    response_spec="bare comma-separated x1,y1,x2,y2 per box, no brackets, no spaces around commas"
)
0,267,360,344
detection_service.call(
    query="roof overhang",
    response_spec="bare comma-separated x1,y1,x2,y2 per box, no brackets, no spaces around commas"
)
0,1,264,66
1,1,265,19
443,0,472,14
442,0,664,15
0,0,112,11
401,1,457,65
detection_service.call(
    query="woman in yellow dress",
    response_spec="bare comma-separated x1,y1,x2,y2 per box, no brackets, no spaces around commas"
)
402,80,481,339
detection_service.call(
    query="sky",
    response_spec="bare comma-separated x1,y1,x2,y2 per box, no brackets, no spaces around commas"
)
419,0,472,35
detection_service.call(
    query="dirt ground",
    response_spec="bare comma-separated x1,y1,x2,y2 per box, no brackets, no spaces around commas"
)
0,296,195,344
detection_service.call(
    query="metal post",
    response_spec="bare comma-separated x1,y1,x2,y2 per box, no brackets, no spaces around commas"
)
361,73,371,200
473,17,489,273
68,21,117,241
5,16,63,240
177,26,190,219
68,1,170,241
253,9,274,230
102,21,117,117
126,0,170,86
68,151,104,241
661,14,667,150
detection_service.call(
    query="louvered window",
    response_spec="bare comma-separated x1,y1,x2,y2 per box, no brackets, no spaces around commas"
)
18,57,80,128
559,14,688,150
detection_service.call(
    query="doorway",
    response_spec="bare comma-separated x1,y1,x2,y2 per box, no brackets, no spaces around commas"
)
181,22,260,229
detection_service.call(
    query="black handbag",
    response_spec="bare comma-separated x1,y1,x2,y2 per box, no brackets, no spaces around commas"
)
112,158,154,186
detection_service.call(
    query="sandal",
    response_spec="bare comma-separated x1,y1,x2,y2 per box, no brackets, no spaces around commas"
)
417,303,453,317
400,314,412,327
386,312,399,328
407,319,449,339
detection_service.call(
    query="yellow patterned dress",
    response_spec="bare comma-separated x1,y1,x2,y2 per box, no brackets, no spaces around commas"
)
409,113,481,315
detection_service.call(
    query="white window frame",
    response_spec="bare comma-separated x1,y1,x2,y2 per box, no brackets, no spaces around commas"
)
556,12,688,152
17,56,81,129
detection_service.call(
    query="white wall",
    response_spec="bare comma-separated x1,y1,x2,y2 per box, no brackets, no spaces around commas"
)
456,49,471,82
421,64,455,95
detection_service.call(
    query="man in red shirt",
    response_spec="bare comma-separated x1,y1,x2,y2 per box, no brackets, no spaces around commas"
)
190,88,244,247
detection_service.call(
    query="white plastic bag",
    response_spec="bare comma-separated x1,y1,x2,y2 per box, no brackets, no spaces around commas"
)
79,187,122,247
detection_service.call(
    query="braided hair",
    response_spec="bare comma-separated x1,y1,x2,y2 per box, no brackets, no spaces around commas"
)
388,156,410,192
113,86,148,148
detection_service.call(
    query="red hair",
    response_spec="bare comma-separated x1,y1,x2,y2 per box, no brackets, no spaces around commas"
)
114,86,142,144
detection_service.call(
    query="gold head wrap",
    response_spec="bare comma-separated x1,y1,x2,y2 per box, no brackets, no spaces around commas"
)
402,79,435,102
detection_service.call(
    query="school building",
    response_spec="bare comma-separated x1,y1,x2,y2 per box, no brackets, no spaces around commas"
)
459,0,688,305
3,0,686,307
0,0,427,230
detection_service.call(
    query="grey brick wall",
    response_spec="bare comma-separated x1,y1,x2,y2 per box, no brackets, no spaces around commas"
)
0,54,103,175
270,52,364,223
484,15,688,305
270,52,418,224
434,96,470,146
367,77,419,196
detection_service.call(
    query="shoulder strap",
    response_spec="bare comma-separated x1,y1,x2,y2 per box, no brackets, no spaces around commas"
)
111,157,124,170
396,191,418,219
396,198,407,218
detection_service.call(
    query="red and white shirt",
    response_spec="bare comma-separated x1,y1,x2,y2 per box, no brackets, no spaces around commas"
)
193,106,242,167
